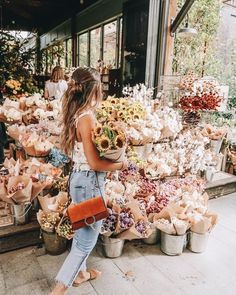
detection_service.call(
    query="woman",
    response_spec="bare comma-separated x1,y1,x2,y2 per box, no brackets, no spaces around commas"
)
50,67,127,295
44,66,68,100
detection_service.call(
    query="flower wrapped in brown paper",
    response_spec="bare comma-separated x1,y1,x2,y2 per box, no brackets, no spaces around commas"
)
117,218,152,240
7,124,22,141
7,175,33,204
37,209,60,233
3,98,20,109
190,211,218,234
115,199,144,235
202,124,227,140
154,217,190,235
38,192,69,213
93,124,127,162
0,179,12,203
152,202,190,235
20,133,53,157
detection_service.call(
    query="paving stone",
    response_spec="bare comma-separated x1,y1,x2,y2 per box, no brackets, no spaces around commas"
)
5,279,49,295
1,247,45,290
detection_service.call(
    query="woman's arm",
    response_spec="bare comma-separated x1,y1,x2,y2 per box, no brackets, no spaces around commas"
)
77,115,125,172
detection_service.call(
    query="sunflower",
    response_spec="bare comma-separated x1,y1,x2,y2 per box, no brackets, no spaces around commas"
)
94,125,103,137
114,135,126,149
117,111,124,118
133,113,141,120
97,135,112,152
109,98,118,104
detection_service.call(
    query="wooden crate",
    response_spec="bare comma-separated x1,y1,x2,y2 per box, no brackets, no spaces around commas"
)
0,203,14,228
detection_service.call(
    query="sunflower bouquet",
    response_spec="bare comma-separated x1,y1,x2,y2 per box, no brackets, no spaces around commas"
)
93,123,127,162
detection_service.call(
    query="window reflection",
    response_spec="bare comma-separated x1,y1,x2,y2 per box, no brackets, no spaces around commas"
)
79,33,88,67
90,27,101,67
103,21,117,68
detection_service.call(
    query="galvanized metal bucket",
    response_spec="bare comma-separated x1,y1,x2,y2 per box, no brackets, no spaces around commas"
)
13,203,31,225
187,231,209,253
42,230,67,255
101,236,124,258
143,227,161,245
160,232,186,256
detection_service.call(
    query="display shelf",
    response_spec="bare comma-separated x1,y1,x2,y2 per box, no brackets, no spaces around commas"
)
205,172,236,199
0,211,41,253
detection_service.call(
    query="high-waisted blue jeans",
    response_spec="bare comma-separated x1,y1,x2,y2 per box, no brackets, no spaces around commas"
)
55,170,106,287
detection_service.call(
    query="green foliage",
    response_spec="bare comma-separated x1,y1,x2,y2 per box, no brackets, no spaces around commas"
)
172,0,221,78
0,31,38,94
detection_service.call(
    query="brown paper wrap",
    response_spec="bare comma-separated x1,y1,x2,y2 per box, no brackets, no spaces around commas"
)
38,192,68,213
7,175,33,204
191,211,218,234
115,200,144,235
117,218,152,240
103,146,126,162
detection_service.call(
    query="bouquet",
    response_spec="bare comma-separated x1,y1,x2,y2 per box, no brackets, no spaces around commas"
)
202,124,227,140
93,123,126,162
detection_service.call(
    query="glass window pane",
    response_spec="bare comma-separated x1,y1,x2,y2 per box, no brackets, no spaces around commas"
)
90,27,101,68
119,18,123,67
79,33,88,67
103,21,117,68
66,38,72,68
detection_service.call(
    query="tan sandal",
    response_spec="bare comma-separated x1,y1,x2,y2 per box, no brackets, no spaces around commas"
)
72,269,102,287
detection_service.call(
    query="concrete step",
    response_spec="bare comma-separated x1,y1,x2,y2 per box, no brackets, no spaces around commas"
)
206,172,236,199
0,213,42,253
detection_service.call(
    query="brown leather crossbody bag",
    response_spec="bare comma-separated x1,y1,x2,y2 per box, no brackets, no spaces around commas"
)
67,172,108,230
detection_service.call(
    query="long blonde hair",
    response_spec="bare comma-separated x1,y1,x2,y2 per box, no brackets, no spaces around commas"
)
60,67,102,155
50,66,65,82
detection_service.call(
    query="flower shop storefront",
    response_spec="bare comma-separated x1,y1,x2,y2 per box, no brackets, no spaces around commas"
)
1,0,236,260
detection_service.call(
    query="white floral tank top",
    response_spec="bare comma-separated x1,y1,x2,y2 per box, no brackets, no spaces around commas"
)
73,110,96,171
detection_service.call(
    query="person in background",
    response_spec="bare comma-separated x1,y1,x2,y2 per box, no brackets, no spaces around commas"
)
44,66,68,100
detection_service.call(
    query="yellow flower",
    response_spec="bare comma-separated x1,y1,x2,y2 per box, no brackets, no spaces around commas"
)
94,125,103,137
97,135,112,152
114,134,126,149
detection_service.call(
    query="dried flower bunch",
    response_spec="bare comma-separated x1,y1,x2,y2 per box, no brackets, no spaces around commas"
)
56,218,74,239
8,182,25,194
119,208,135,230
202,124,227,140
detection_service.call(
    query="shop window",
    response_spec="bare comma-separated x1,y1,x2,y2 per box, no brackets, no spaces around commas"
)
103,21,117,68
66,38,72,68
119,18,123,67
78,32,88,67
90,27,101,67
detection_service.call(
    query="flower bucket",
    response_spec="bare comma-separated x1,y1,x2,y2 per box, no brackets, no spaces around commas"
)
42,230,67,255
13,203,31,225
187,231,210,253
160,232,186,256
101,236,124,258
210,139,223,154
143,227,161,245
